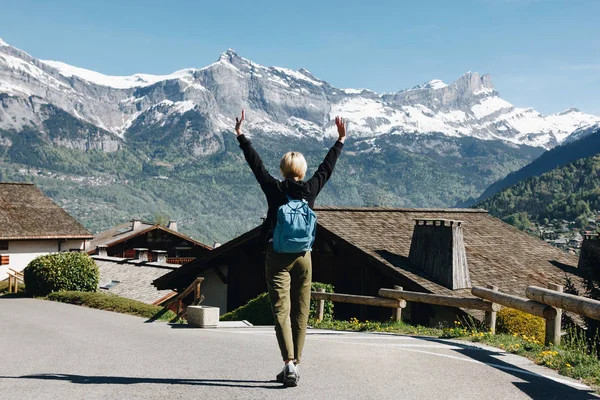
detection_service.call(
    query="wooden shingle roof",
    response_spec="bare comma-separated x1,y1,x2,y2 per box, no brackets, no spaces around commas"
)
93,256,179,305
315,207,583,298
0,182,92,240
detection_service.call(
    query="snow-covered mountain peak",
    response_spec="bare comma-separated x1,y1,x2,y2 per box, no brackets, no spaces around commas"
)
0,38,8,47
39,59,196,89
0,37,599,150
219,48,240,62
559,107,580,115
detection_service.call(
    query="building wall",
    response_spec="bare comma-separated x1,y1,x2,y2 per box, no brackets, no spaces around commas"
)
199,266,228,313
0,239,86,280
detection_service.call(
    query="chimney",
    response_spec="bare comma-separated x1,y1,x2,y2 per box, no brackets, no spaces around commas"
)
95,245,108,257
578,234,600,276
167,220,178,232
408,219,471,290
134,248,148,261
152,250,168,264
213,241,222,248
132,219,142,230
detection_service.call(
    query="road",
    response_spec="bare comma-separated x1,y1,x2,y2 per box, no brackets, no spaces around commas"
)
0,298,597,399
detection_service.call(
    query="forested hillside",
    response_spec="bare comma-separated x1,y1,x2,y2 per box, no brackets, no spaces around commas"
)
477,154,600,228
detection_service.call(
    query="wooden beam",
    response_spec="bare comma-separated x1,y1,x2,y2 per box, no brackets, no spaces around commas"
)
526,285,600,321
472,286,556,319
311,291,407,309
380,288,499,312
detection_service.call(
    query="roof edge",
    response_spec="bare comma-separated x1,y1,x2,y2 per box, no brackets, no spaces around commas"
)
0,235,94,240
314,206,488,213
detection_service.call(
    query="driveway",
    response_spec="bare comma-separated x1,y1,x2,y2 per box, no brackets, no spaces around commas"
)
0,298,597,399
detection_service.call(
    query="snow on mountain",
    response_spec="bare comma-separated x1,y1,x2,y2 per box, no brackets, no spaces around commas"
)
0,38,599,150
40,60,196,89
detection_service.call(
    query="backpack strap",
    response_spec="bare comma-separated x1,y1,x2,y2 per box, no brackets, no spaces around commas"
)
286,195,308,204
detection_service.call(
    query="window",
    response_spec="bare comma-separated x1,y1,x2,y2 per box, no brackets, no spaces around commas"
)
0,241,8,251
0,255,9,265
100,280,121,290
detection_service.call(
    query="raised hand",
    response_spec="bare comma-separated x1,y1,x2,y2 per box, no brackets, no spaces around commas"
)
235,110,245,136
335,116,347,142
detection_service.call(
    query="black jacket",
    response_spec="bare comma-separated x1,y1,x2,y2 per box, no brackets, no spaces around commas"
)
237,134,343,243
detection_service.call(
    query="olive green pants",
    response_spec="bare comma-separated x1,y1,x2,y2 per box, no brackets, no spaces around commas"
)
265,244,312,363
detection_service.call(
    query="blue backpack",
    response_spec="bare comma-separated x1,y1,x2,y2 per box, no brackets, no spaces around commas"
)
273,196,317,253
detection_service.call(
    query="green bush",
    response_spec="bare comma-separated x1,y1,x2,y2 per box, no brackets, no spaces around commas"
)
309,282,334,321
497,308,545,340
220,292,274,325
46,291,177,321
24,252,99,297
220,282,335,325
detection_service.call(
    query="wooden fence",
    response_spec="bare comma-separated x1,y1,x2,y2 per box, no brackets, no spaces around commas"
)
311,282,600,346
6,268,24,294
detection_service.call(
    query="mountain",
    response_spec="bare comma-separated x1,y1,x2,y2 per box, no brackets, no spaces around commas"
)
476,153,600,225
474,126,600,204
0,38,598,242
1,39,598,150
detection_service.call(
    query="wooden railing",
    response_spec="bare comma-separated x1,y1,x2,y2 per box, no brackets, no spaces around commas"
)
164,277,204,319
311,281,600,347
6,268,24,294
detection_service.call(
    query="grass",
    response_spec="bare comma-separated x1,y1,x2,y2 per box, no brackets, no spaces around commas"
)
45,291,179,322
314,317,600,390
0,282,180,322
0,280,25,294
310,317,443,337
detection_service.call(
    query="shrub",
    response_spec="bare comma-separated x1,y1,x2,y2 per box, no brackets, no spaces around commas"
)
497,308,545,340
46,291,177,321
220,292,274,325
309,282,334,321
24,252,99,297
220,281,335,325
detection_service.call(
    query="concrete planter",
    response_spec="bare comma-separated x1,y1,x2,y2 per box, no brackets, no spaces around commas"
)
187,305,219,328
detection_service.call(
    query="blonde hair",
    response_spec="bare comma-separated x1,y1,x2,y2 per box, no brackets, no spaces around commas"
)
280,151,307,180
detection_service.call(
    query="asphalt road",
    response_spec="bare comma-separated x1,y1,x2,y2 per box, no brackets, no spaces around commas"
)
0,298,597,399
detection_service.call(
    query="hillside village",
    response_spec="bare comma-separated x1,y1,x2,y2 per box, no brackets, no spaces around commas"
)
526,215,600,255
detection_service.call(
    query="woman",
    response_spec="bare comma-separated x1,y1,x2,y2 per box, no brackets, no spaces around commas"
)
234,110,346,387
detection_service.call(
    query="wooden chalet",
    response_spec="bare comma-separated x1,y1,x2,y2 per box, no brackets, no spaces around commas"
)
0,182,93,280
153,207,583,325
88,219,211,263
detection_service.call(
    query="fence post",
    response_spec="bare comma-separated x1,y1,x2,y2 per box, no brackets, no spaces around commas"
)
483,285,498,334
545,283,563,346
195,279,202,304
392,285,403,322
317,288,326,321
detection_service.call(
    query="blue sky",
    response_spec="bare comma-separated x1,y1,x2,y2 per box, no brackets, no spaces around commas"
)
1,0,598,115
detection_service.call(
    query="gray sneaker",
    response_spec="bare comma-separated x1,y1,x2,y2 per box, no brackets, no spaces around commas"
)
282,363,299,387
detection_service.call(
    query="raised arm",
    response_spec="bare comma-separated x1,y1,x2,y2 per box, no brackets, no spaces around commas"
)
235,110,278,187
307,116,346,194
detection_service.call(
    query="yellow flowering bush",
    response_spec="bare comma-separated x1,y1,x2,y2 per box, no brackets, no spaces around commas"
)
497,308,545,339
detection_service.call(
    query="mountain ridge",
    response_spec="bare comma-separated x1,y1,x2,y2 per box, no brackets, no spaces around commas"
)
1,39,598,151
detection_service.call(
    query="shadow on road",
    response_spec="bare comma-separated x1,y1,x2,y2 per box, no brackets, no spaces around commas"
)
0,374,285,390
413,337,598,399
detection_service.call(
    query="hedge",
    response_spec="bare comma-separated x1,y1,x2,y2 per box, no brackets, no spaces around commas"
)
24,252,99,297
